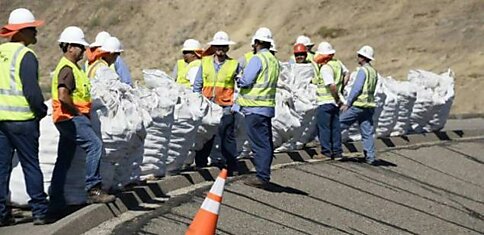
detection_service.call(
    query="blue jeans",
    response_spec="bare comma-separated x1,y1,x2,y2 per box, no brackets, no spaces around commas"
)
195,113,238,173
49,116,103,211
244,114,273,182
0,120,48,219
316,104,342,157
340,106,376,163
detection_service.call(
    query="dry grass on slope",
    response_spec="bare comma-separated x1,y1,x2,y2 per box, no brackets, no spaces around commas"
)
1,0,483,114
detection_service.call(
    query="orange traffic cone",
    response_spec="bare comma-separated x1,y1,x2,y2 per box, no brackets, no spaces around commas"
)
186,169,228,235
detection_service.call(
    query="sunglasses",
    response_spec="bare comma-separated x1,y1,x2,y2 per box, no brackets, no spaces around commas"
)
294,53,307,57
182,51,195,55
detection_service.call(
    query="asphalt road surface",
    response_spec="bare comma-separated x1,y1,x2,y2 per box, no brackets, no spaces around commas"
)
112,139,484,235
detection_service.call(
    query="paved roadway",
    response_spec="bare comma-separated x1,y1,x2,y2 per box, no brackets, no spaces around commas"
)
111,139,484,235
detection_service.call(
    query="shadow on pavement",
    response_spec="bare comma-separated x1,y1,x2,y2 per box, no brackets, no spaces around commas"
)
339,158,398,167
262,182,309,195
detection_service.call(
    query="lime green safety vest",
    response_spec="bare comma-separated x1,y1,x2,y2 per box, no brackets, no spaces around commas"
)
237,51,280,107
202,56,237,90
84,60,115,73
86,59,115,79
51,57,92,122
176,59,201,88
0,42,36,121
315,59,344,103
244,52,254,65
353,64,378,108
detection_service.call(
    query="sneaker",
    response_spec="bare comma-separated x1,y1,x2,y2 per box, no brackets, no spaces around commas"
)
33,217,49,225
87,187,116,203
0,216,15,227
243,176,269,189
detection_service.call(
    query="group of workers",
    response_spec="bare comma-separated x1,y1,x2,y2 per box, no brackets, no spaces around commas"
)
0,6,378,226
173,30,379,186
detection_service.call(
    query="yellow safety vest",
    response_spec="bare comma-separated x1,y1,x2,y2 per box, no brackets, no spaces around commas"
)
353,64,378,108
244,52,254,65
315,59,344,103
237,51,279,107
51,57,92,123
86,58,115,79
0,42,36,121
201,56,238,106
176,59,201,88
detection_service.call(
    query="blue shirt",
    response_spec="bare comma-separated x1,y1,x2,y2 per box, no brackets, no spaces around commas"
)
114,56,132,86
347,66,368,106
237,48,275,118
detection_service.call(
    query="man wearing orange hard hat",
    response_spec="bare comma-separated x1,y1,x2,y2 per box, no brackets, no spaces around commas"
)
0,8,49,226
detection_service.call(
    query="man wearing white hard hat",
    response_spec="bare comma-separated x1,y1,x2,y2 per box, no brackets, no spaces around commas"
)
192,31,240,175
49,26,115,221
87,36,124,79
237,27,280,188
172,39,203,88
289,35,315,63
0,8,48,226
340,45,378,165
312,42,349,160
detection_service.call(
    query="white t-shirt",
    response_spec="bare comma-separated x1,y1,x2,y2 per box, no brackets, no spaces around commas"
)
186,66,200,86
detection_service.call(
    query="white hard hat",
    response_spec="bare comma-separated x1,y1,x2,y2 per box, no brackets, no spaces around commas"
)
252,27,274,43
100,36,124,53
2,8,44,31
58,26,89,46
181,39,202,51
315,41,336,55
357,45,375,61
295,35,314,46
270,41,277,52
208,31,235,45
90,31,111,47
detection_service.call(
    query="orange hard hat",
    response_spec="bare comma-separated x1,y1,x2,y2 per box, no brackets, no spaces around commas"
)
293,43,308,54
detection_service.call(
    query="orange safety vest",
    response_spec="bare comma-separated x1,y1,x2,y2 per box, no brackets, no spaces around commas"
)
201,56,238,106
51,57,92,123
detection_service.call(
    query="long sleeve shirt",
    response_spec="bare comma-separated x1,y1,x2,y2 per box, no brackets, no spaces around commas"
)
237,48,275,118
114,56,132,86
346,67,367,106
19,52,47,119
193,56,241,112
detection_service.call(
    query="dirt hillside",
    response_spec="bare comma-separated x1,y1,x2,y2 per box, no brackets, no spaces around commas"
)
1,0,483,114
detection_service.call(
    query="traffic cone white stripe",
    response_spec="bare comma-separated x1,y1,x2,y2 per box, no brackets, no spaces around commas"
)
201,197,220,215
211,178,225,196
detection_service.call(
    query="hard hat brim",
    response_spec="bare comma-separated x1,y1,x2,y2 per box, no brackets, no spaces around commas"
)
89,41,103,47
316,49,336,55
58,38,90,46
252,37,273,44
357,52,374,61
207,40,236,46
3,20,44,31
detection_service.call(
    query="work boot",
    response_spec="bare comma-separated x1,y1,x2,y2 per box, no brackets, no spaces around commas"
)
243,176,269,189
33,217,49,225
313,153,331,160
87,187,116,203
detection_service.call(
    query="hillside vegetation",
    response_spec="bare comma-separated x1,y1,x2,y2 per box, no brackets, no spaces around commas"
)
1,0,483,114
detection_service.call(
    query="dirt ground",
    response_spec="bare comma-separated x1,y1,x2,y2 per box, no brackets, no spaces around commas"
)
1,0,483,114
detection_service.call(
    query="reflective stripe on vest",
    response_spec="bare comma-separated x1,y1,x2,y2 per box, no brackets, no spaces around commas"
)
51,57,92,123
353,64,378,108
201,56,237,106
316,59,344,103
86,59,110,79
0,42,36,121
237,51,279,107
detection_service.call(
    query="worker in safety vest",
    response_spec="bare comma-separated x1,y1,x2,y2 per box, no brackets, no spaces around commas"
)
85,32,132,85
312,42,349,160
86,36,124,79
0,8,48,226
288,35,314,63
237,27,280,188
340,45,379,165
193,31,240,175
172,39,202,88
49,26,115,222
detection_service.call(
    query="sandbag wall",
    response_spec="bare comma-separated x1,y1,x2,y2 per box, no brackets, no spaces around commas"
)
9,64,454,206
